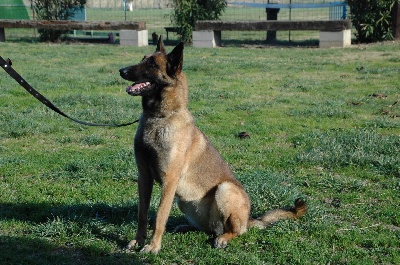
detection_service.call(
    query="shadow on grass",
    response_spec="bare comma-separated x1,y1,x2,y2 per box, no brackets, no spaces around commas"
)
0,201,188,228
0,235,146,265
6,35,317,48
4,35,182,47
0,201,190,264
220,38,319,48
0,202,139,225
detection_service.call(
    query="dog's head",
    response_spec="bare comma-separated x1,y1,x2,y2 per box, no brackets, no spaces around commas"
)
119,36,184,97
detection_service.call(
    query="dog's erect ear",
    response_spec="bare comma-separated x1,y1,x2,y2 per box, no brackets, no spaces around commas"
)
167,42,184,76
156,35,166,54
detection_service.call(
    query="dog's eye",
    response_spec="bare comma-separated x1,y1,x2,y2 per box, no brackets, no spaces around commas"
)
147,57,156,67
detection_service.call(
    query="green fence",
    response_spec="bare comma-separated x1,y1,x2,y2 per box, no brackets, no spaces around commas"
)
0,0,30,20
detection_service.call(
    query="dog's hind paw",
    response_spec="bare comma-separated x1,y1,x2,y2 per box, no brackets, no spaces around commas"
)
214,232,238,248
214,237,228,249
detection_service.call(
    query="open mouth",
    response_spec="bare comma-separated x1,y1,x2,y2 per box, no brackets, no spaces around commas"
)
126,82,152,95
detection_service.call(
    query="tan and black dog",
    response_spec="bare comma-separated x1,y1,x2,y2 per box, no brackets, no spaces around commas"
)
119,37,307,254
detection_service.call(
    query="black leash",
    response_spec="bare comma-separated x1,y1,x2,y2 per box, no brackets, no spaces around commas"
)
0,55,138,127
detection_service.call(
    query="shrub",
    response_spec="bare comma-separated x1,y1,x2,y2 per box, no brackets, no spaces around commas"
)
33,0,86,42
346,0,398,43
170,0,227,43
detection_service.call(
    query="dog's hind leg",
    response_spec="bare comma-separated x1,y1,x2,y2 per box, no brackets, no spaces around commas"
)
213,182,250,248
213,215,242,248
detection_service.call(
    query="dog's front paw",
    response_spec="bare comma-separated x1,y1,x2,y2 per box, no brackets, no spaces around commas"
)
126,239,142,250
140,242,161,254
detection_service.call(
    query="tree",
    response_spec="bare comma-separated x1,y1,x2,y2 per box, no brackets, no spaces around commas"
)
171,0,227,43
347,0,397,43
33,0,86,42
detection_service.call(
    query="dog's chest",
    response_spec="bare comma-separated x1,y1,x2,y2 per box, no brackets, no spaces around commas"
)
140,120,173,150
134,117,177,167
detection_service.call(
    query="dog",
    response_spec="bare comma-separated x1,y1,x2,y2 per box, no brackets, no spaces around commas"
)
119,36,307,254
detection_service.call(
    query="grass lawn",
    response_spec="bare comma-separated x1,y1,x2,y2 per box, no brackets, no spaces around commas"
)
0,40,399,264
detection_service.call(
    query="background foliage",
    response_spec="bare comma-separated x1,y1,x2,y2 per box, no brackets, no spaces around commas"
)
347,0,398,43
170,0,227,43
33,0,87,42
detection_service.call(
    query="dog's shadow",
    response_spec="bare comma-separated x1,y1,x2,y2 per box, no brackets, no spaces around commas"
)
0,201,189,248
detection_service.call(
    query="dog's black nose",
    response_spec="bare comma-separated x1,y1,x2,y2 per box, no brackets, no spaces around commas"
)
119,68,127,77
120,66,132,80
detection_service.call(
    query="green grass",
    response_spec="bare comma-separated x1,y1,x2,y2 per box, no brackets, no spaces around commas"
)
0,41,399,264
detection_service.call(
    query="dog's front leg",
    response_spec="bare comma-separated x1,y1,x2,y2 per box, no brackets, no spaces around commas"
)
127,172,154,250
140,177,178,254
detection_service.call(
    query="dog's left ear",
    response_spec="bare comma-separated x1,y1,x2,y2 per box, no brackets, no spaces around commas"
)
167,42,184,77
156,35,166,54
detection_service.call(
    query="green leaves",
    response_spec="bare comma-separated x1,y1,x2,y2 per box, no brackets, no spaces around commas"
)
170,0,227,43
346,0,397,43
33,0,87,42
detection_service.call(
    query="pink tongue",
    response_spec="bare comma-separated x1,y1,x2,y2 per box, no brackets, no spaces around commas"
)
126,83,142,93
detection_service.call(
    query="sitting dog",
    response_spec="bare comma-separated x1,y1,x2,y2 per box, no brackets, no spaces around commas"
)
119,36,307,254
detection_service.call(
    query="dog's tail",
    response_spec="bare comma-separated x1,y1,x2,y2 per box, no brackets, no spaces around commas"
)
248,198,307,229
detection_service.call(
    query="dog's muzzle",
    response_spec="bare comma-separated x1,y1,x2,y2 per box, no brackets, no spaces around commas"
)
119,67,130,80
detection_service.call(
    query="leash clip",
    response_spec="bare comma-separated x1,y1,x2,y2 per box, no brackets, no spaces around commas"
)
5,58,12,67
